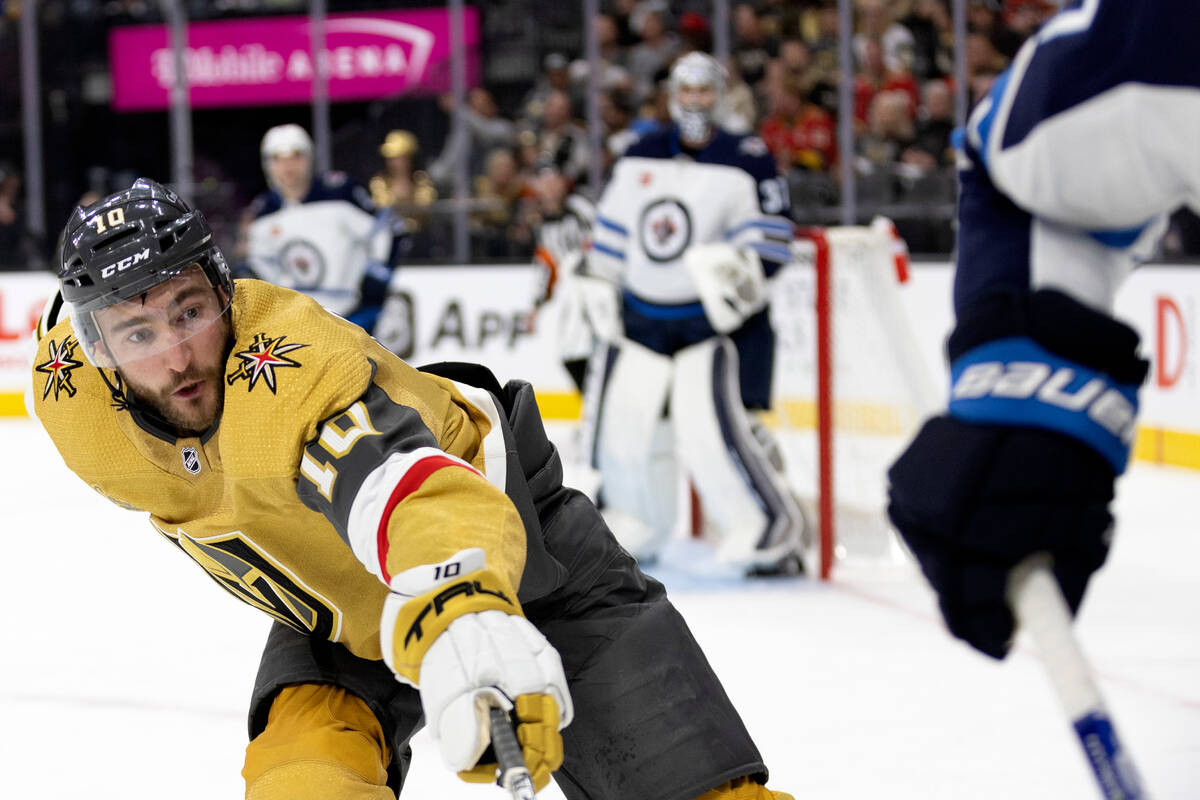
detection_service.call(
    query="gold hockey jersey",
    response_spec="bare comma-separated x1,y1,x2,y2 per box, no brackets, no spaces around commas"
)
32,280,528,660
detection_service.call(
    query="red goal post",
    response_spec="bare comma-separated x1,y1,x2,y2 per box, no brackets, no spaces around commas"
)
773,220,940,580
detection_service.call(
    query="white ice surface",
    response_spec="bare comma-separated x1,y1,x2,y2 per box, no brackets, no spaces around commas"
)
1,417,1196,799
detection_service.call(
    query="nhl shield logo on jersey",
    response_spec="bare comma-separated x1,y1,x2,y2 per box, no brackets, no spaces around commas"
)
181,447,202,475
226,333,308,394
640,198,692,262
35,336,85,401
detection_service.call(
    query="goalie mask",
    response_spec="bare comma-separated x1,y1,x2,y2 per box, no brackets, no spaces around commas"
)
668,52,727,145
58,177,233,369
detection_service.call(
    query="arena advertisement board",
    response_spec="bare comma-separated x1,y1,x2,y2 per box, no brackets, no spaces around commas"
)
374,266,576,396
109,8,480,111
0,273,55,415
1,264,1196,468
1113,267,1199,466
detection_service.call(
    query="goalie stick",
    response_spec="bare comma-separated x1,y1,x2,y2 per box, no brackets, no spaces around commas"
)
488,707,538,800
1007,557,1148,800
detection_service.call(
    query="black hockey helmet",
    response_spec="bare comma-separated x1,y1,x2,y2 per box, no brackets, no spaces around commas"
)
58,178,233,367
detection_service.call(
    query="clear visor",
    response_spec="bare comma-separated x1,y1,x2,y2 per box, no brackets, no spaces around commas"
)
69,264,231,369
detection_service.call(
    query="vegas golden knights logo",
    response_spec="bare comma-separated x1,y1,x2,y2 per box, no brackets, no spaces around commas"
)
161,525,341,640
36,336,85,401
226,333,307,393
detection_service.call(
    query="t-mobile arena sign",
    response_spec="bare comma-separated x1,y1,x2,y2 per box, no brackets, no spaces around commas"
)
109,8,480,111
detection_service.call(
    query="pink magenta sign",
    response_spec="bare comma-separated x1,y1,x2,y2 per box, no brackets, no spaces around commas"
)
109,8,480,111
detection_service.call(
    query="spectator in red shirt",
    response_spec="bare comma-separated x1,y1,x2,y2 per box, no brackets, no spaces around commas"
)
760,75,837,174
854,37,920,131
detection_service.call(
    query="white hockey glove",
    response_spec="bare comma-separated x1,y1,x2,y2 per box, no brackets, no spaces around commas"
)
682,242,767,334
381,548,573,790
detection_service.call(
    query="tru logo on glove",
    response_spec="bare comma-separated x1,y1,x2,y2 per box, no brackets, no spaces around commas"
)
402,578,515,647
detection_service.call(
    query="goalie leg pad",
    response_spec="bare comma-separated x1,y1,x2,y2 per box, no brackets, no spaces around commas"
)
671,338,803,569
590,337,678,558
244,683,393,800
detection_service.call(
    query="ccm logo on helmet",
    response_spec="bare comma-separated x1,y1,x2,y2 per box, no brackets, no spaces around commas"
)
951,361,1137,442
100,248,151,279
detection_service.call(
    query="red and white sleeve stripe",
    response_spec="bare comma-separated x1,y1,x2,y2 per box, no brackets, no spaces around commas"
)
346,447,481,583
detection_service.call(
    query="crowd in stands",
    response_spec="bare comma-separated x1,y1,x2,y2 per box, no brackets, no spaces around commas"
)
3,0,1200,267
383,0,1055,258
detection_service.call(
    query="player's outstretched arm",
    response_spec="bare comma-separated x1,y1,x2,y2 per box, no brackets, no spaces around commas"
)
381,547,573,791
886,288,1148,658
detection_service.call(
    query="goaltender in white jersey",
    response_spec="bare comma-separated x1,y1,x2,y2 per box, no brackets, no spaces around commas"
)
586,53,807,574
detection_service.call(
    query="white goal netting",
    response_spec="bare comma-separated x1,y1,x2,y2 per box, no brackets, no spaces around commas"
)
770,222,941,577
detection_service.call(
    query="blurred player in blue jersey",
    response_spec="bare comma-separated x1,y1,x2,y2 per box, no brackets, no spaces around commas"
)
242,124,396,334
887,0,1200,658
586,53,808,575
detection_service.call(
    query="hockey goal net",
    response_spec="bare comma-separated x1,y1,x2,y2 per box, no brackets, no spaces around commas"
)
770,221,940,579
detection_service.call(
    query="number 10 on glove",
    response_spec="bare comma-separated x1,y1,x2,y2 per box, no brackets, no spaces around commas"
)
381,548,573,792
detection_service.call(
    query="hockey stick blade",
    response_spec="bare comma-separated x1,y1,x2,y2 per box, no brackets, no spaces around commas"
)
488,707,538,800
1007,556,1148,800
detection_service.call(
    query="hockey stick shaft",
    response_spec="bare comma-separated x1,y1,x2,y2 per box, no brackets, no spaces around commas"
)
488,707,538,800
1007,557,1148,800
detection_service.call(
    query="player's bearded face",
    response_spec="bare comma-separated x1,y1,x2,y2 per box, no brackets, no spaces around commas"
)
94,268,231,436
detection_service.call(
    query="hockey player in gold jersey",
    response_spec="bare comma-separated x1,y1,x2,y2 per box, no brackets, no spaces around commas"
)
32,177,795,800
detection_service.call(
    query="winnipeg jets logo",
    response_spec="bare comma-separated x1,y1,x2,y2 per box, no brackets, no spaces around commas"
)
35,336,84,401
279,239,326,288
181,447,202,475
639,198,692,263
226,333,307,394
652,215,677,244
